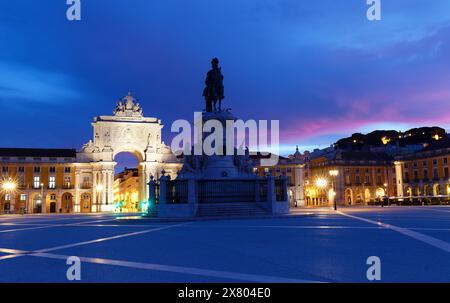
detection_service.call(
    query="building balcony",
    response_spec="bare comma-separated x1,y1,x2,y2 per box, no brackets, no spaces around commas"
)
80,183,93,189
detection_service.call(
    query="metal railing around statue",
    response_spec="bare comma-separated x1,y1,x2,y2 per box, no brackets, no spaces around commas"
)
275,178,287,201
197,179,258,203
165,179,189,204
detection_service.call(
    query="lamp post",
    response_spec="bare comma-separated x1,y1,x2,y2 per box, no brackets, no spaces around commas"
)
329,169,339,211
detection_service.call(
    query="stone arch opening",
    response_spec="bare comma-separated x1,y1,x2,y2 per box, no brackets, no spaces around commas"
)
30,193,43,214
62,192,73,213
423,184,431,196
345,188,353,205
433,183,441,196
376,187,385,198
80,192,92,213
405,186,412,197
113,151,144,213
46,192,58,213
364,188,371,203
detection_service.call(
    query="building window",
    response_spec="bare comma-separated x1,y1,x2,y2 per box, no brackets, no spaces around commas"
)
433,168,439,179
18,166,25,173
50,194,56,201
49,166,56,173
433,159,438,166
345,175,351,184
413,161,418,168
377,175,382,184
4,194,10,201
355,175,361,184
34,167,41,173
33,176,41,189
64,177,71,188
64,167,71,173
423,160,427,167
49,176,56,189
423,169,428,180
414,171,418,180
365,175,370,184
1,166,9,173
20,194,27,201
17,176,24,188
444,157,448,165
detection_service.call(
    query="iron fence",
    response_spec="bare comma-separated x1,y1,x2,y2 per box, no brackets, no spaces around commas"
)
166,179,188,204
198,179,258,203
275,179,286,201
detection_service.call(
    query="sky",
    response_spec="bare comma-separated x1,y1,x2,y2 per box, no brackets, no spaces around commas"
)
1,0,450,165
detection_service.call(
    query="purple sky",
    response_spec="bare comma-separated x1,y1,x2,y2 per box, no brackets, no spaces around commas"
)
1,0,449,160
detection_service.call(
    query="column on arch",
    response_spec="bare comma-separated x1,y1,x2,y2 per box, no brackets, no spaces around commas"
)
108,169,114,207
139,162,158,203
101,170,107,210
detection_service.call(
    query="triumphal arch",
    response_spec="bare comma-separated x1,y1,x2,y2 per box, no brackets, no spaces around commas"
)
75,92,180,212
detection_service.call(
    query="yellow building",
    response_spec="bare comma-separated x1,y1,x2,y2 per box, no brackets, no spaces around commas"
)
394,138,450,202
256,137,450,208
304,151,394,206
0,148,78,214
113,168,140,212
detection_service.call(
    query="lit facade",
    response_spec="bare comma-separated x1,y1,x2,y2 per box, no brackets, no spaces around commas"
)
0,149,77,214
0,93,182,214
304,151,395,206
256,136,450,207
113,168,140,212
394,139,450,201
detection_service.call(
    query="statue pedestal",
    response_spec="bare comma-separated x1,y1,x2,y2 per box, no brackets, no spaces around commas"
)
203,155,238,178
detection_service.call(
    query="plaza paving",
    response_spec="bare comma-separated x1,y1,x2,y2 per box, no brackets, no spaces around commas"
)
0,206,450,282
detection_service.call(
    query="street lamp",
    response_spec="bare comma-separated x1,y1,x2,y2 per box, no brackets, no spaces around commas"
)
2,179,17,192
329,169,339,211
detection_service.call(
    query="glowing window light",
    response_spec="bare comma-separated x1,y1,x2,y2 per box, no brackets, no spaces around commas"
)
381,137,390,145
316,178,328,188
